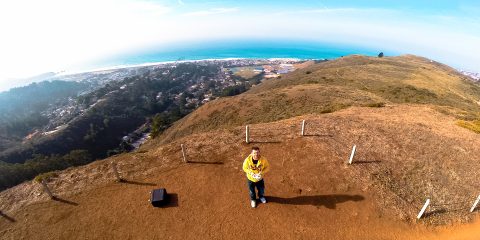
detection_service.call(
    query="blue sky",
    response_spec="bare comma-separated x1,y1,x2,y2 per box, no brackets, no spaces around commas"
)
176,0,477,12
0,0,479,91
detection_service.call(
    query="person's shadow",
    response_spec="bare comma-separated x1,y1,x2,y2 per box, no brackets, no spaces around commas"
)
267,194,364,209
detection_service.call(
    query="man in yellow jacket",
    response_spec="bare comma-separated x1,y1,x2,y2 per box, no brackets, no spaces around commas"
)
243,146,270,208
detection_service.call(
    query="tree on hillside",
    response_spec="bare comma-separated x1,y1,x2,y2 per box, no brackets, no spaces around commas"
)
150,114,168,138
378,52,384,58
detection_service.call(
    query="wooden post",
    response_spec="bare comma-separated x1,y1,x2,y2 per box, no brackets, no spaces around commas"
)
470,194,480,213
348,145,356,164
0,210,15,222
301,120,306,136
112,162,122,182
41,180,54,199
417,199,430,219
245,125,250,144
181,144,187,163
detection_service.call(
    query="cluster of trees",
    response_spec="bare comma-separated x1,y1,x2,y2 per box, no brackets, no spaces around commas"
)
150,108,187,138
0,150,91,191
220,84,247,97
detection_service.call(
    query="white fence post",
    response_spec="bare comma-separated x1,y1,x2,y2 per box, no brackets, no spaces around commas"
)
348,145,356,164
417,199,430,219
112,162,122,182
246,125,250,144
470,194,480,213
181,144,187,163
41,180,54,199
301,120,306,136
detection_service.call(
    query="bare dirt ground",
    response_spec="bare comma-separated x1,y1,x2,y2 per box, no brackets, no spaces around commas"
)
1,105,480,239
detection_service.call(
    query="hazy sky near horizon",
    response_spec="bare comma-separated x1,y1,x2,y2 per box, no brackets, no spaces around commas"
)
1,0,480,91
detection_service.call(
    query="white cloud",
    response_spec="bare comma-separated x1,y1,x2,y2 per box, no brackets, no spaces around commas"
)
182,7,238,17
0,0,172,86
300,7,391,14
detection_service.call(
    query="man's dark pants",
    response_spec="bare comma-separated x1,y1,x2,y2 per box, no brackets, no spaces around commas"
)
247,179,265,200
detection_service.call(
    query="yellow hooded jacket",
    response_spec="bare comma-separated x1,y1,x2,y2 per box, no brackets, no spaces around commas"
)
243,155,270,182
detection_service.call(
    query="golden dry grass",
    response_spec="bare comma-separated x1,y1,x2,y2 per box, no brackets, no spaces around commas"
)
456,120,480,133
253,55,480,113
232,67,262,79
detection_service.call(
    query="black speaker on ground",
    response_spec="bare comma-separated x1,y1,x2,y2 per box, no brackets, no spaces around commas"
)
151,188,168,207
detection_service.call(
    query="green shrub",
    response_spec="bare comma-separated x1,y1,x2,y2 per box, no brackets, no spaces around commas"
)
321,108,333,114
34,172,58,183
366,102,386,108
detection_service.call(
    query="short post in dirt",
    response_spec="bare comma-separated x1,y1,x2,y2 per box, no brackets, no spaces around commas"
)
112,162,123,182
181,144,188,163
41,179,55,199
301,120,306,136
470,194,480,213
0,210,15,222
348,145,356,164
417,199,430,219
245,125,250,144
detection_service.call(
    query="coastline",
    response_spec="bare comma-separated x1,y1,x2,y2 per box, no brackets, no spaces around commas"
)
56,57,316,76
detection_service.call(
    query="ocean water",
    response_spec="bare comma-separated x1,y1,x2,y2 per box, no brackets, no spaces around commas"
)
93,39,387,69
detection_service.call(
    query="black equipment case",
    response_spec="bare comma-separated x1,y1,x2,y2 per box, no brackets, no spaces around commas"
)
151,188,168,207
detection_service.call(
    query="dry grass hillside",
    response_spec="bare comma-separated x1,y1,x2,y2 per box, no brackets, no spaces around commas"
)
158,55,480,144
1,55,480,239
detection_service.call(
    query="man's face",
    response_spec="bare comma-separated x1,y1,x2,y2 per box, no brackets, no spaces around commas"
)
252,150,260,160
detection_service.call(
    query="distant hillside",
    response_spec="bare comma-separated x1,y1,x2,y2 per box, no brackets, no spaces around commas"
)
157,55,480,144
0,81,89,150
0,63,223,164
253,55,480,113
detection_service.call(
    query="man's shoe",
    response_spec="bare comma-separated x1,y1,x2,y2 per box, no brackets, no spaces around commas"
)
260,197,267,204
251,200,256,208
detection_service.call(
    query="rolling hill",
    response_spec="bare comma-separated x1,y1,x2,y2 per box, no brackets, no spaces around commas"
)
157,54,480,144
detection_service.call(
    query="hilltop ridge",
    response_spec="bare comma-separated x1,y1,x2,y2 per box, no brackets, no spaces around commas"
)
157,54,480,144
